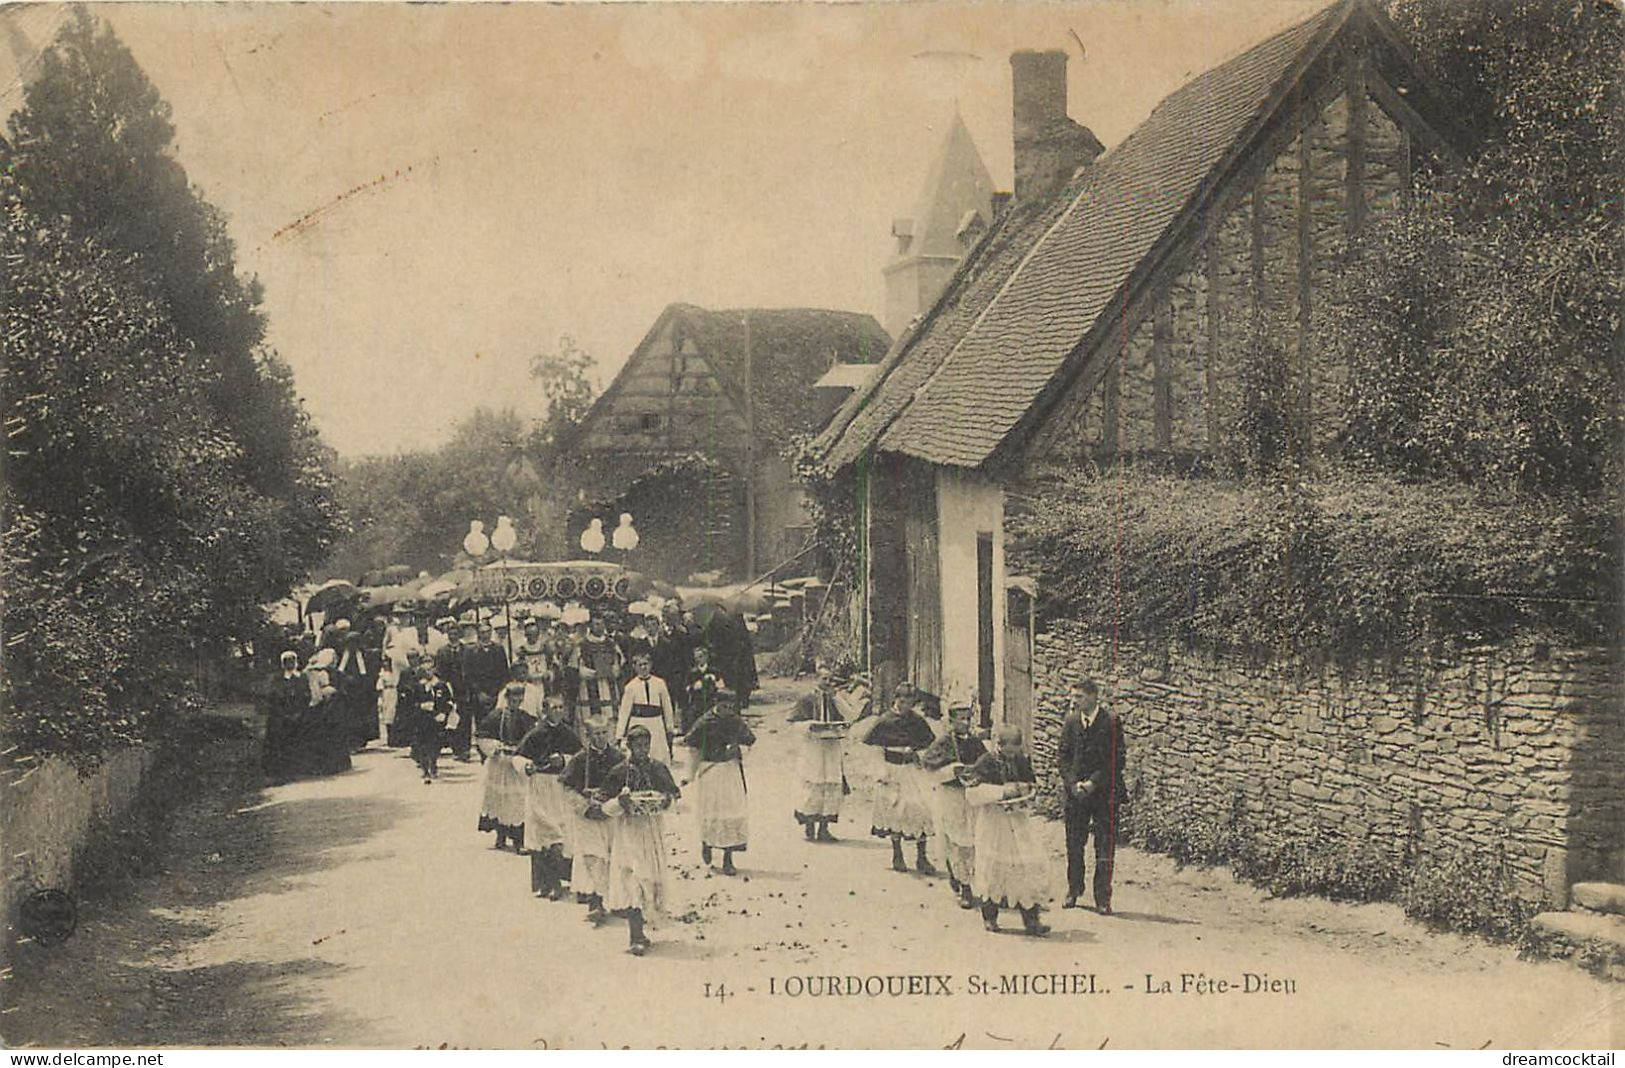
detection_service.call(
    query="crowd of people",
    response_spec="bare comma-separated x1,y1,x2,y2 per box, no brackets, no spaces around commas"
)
260,598,759,785
262,597,1125,954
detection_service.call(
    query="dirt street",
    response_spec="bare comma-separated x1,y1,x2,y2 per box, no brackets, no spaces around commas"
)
4,680,1618,1049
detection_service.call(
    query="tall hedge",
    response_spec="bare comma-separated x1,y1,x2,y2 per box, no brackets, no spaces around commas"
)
1008,469,1617,663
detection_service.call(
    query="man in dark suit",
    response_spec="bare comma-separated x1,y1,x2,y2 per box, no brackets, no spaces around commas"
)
437,620,474,759
1056,677,1126,914
651,603,694,724
460,621,510,760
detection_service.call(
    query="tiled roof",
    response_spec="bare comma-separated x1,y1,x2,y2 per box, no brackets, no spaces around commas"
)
564,304,892,464
821,0,1349,470
668,305,891,441
816,193,1074,469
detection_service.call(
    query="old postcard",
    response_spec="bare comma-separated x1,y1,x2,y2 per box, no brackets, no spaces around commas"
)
1,0,1620,1053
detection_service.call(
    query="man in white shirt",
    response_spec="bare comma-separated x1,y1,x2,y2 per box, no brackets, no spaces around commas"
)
616,653,676,767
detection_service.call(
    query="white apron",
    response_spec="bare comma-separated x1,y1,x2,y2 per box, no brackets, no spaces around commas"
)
966,784,1049,909
694,758,748,849
797,730,844,822
570,794,613,897
477,749,526,831
523,767,571,853
603,800,670,918
870,754,934,840
936,780,976,884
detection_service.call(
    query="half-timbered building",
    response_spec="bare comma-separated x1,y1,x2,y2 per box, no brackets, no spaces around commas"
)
817,0,1469,732
556,303,889,582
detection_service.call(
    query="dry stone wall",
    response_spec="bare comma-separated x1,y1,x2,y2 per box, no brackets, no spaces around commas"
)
1028,619,1624,907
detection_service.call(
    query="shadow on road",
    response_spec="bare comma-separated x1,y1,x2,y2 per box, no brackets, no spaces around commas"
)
221,792,410,895
1107,910,1196,926
4,724,399,1047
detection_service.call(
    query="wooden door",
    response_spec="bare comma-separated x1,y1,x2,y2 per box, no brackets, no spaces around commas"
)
1003,582,1034,745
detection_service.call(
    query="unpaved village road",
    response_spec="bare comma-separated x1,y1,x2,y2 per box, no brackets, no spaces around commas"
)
5,679,1619,1049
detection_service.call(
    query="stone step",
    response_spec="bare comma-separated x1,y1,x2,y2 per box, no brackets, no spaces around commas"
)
1529,911,1625,982
1570,882,1625,916
1531,909,1625,949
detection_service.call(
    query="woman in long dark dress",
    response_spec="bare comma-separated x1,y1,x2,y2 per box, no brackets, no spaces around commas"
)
261,651,308,783
703,607,758,707
335,631,377,751
298,648,352,775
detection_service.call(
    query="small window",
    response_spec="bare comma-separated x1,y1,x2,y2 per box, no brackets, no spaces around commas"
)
640,412,662,432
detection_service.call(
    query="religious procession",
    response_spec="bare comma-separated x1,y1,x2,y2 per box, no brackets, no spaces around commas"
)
261,549,1127,956
10,0,1617,1051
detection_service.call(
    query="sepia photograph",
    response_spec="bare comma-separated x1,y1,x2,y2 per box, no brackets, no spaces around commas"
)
0,0,1620,1052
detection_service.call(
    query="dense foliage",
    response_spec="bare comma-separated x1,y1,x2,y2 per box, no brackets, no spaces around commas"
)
1325,0,1622,497
567,453,732,582
787,433,861,578
325,337,600,578
1119,783,1535,941
528,334,600,456
1009,469,1618,661
325,408,553,578
1,11,343,762
1013,1,1621,662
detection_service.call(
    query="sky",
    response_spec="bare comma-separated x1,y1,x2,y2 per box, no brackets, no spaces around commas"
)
2,0,1324,458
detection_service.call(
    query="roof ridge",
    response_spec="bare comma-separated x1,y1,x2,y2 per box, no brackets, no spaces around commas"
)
854,0,1358,468
877,4,1348,456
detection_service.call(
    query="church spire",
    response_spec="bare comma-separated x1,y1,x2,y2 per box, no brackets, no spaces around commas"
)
883,109,997,338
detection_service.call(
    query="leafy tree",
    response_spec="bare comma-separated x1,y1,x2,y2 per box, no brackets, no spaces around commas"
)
529,333,599,457
2,8,339,533
1,10,344,761
324,408,557,578
1324,0,1622,499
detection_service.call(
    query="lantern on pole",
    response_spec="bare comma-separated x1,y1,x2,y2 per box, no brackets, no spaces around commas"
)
611,512,639,552
580,517,605,555
463,520,490,558
491,515,518,555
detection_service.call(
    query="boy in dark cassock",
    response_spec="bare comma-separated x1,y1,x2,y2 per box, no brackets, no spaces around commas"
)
684,645,721,737
561,720,625,923
964,725,1051,937
596,725,680,955
684,691,755,875
517,695,582,900
921,696,989,908
406,658,455,783
861,681,938,875
476,682,536,850
787,666,849,841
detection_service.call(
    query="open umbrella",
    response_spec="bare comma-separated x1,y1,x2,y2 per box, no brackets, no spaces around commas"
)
305,579,361,615
623,570,680,601
362,583,414,608
418,577,457,600
679,584,772,615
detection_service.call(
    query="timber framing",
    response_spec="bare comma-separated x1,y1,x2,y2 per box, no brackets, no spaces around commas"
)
991,0,1472,475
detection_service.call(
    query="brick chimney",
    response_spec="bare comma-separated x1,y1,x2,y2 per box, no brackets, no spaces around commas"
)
1010,49,1103,201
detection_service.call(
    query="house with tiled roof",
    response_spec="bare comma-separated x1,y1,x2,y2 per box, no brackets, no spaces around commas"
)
817,0,1469,732
553,303,889,583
